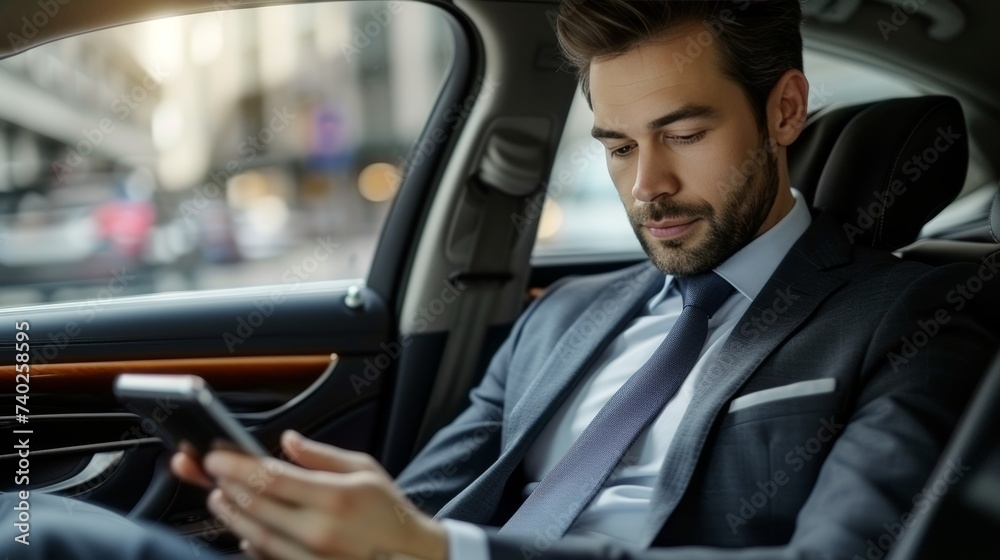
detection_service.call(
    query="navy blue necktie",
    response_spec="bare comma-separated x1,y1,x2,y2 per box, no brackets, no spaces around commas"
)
499,271,735,538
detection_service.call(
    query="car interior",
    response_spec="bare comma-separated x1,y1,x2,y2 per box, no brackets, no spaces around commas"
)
0,0,997,558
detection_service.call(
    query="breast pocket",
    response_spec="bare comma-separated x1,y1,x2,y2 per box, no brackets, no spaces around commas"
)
714,378,847,507
704,380,848,538
721,378,841,428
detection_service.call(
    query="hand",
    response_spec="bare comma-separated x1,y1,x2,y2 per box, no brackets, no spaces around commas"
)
170,444,214,490
200,430,448,560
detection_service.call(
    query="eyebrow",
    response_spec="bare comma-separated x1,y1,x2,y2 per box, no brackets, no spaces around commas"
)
591,105,718,140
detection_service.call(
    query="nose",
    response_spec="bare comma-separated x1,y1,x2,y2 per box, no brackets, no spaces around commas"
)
631,149,680,203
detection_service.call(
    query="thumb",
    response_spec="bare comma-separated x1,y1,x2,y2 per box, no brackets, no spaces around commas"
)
280,430,380,474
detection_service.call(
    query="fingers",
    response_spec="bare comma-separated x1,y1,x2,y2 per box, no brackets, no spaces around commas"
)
170,451,214,490
204,450,349,511
205,447,434,560
280,430,381,474
208,488,328,560
172,430,375,492
215,478,307,546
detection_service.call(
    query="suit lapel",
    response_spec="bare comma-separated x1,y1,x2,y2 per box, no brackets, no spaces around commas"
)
504,261,664,452
435,260,664,522
641,213,851,545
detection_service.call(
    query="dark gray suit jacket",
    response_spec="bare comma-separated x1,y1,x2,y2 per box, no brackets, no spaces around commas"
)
396,213,999,560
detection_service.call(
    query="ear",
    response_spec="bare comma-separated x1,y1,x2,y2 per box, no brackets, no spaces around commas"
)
767,69,809,148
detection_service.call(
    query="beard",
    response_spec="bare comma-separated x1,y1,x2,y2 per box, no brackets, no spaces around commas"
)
627,134,779,277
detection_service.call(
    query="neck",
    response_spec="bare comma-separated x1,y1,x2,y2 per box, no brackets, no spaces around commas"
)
755,186,795,238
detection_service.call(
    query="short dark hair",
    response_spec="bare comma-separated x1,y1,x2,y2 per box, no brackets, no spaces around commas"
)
555,0,804,127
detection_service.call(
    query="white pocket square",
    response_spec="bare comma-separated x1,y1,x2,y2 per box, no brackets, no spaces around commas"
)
727,378,837,413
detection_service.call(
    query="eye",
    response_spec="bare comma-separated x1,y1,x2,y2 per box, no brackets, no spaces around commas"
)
609,144,634,159
666,131,706,145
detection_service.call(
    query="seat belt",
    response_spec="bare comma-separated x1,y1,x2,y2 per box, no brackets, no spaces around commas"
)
413,125,548,452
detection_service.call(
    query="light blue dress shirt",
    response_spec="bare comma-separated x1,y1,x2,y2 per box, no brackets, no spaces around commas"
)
441,189,813,558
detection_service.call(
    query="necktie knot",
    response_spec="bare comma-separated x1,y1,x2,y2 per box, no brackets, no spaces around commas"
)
681,272,735,318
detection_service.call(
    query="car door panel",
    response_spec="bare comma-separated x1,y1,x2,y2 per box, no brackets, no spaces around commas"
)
0,284,391,531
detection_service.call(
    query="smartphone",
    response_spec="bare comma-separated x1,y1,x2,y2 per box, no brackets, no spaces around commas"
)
113,373,270,459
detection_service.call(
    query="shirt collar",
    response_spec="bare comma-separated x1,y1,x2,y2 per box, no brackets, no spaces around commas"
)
649,188,812,309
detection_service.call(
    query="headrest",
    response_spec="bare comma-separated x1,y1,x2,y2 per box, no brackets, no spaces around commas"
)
810,96,968,251
788,101,876,204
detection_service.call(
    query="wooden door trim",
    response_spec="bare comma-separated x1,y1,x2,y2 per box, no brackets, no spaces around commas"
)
2,354,334,393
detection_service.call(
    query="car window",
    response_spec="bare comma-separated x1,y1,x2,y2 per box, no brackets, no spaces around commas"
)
0,1,453,307
533,48,923,262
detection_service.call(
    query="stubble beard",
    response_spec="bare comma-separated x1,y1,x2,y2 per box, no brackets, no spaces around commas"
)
628,135,780,277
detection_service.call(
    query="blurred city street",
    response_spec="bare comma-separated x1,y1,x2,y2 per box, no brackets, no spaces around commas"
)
0,2,447,307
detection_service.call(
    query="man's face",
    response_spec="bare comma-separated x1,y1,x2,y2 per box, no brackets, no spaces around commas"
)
589,23,781,277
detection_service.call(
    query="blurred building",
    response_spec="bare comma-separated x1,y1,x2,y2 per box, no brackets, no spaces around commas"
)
0,2,452,303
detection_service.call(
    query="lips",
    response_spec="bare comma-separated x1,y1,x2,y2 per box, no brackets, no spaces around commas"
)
645,218,700,240
644,218,698,229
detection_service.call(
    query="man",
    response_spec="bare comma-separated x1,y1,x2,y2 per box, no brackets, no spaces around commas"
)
4,1,997,559
170,2,998,559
